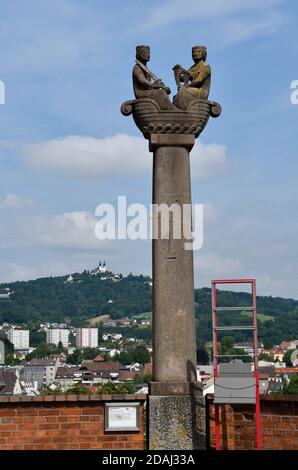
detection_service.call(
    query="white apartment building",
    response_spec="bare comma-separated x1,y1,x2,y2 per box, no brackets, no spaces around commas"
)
46,329,69,348
76,328,98,348
7,329,30,350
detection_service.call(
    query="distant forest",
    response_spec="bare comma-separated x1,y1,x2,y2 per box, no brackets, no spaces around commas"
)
0,272,297,346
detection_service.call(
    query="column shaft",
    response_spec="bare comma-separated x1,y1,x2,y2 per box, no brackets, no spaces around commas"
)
152,142,197,383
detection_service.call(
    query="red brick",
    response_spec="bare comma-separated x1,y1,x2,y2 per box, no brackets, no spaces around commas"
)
60,408,81,416
0,410,16,417
6,438,28,445
60,423,81,429
0,425,16,431
38,409,58,416
16,408,37,416
24,416,46,424
79,415,90,422
46,416,58,423
38,423,58,430
81,407,101,415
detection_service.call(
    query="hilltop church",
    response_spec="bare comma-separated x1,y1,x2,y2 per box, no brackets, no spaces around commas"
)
90,261,107,276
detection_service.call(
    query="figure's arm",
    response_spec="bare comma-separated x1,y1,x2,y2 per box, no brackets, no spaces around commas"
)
173,64,190,85
188,66,210,87
134,66,155,88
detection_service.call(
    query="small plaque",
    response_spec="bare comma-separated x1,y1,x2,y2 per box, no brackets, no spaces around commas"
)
105,402,140,432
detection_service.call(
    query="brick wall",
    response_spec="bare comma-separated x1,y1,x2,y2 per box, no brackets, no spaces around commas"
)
0,394,146,450
1,393,298,450
207,394,298,450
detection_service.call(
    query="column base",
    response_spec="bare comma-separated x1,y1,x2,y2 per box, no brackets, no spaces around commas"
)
148,382,206,450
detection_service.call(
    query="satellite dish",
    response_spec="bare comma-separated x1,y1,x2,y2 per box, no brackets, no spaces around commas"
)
290,349,298,366
229,358,244,365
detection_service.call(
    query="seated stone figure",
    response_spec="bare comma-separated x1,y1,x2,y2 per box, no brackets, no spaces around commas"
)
133,45,173,110
173,45,211,110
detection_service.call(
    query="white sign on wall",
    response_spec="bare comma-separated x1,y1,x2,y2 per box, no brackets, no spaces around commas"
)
105,402,140,432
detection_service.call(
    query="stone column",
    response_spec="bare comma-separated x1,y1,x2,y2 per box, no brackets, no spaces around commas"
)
151,135,196,384
148,135,205,450
121,94,221,450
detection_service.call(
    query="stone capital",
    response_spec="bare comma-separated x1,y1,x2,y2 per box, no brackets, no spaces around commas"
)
149,134,195,153
121,97,221,141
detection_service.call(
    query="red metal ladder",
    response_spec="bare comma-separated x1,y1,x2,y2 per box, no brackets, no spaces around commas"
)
211,279,262,450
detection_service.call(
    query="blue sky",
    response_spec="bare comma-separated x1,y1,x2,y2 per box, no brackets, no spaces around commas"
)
0,0,298,297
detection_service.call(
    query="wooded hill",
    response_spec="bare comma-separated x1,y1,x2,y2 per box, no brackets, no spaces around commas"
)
0,271,297,346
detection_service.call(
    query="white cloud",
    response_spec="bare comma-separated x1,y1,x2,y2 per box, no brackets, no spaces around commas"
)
191,142,227,180
23,134,150,177
0,193,33,210
27,211,107,251
23,134,227,181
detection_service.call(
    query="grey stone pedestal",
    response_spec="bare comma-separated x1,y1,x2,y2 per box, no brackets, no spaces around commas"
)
148,382,206,450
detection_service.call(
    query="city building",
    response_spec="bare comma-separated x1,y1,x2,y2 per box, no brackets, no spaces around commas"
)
54,366,81,391
197,365,214,384
46,329,70,348
65,274,74,283
7,329,29,350
0,369,22,395
76,328,98,348
79,361,121,386
22,358,60,391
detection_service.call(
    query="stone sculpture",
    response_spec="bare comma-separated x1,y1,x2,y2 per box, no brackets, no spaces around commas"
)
173,45,211,109
133,45,173,110
121,45,221,451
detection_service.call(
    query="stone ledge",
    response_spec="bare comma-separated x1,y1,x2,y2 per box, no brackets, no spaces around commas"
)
206,393,298,403
0,394,147,404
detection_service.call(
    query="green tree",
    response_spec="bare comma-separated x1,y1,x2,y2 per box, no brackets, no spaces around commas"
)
57,341,66,354
43,383,63,395
117,349,135,366
281,375,298,395
26,342,57,360
97,381,134,394
68,332,76,347
133,373,152,384
283,350,295,367
133,346,151,365
65,384,91,395
197,348,209,365
263,338,274,350
82,347,100,360
258,352,274,361
222,336,234,351
67,349,83,365
29,330,46,347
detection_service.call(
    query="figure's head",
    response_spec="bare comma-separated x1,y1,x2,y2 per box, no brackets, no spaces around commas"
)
136,45,150,62
192,45,207,62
